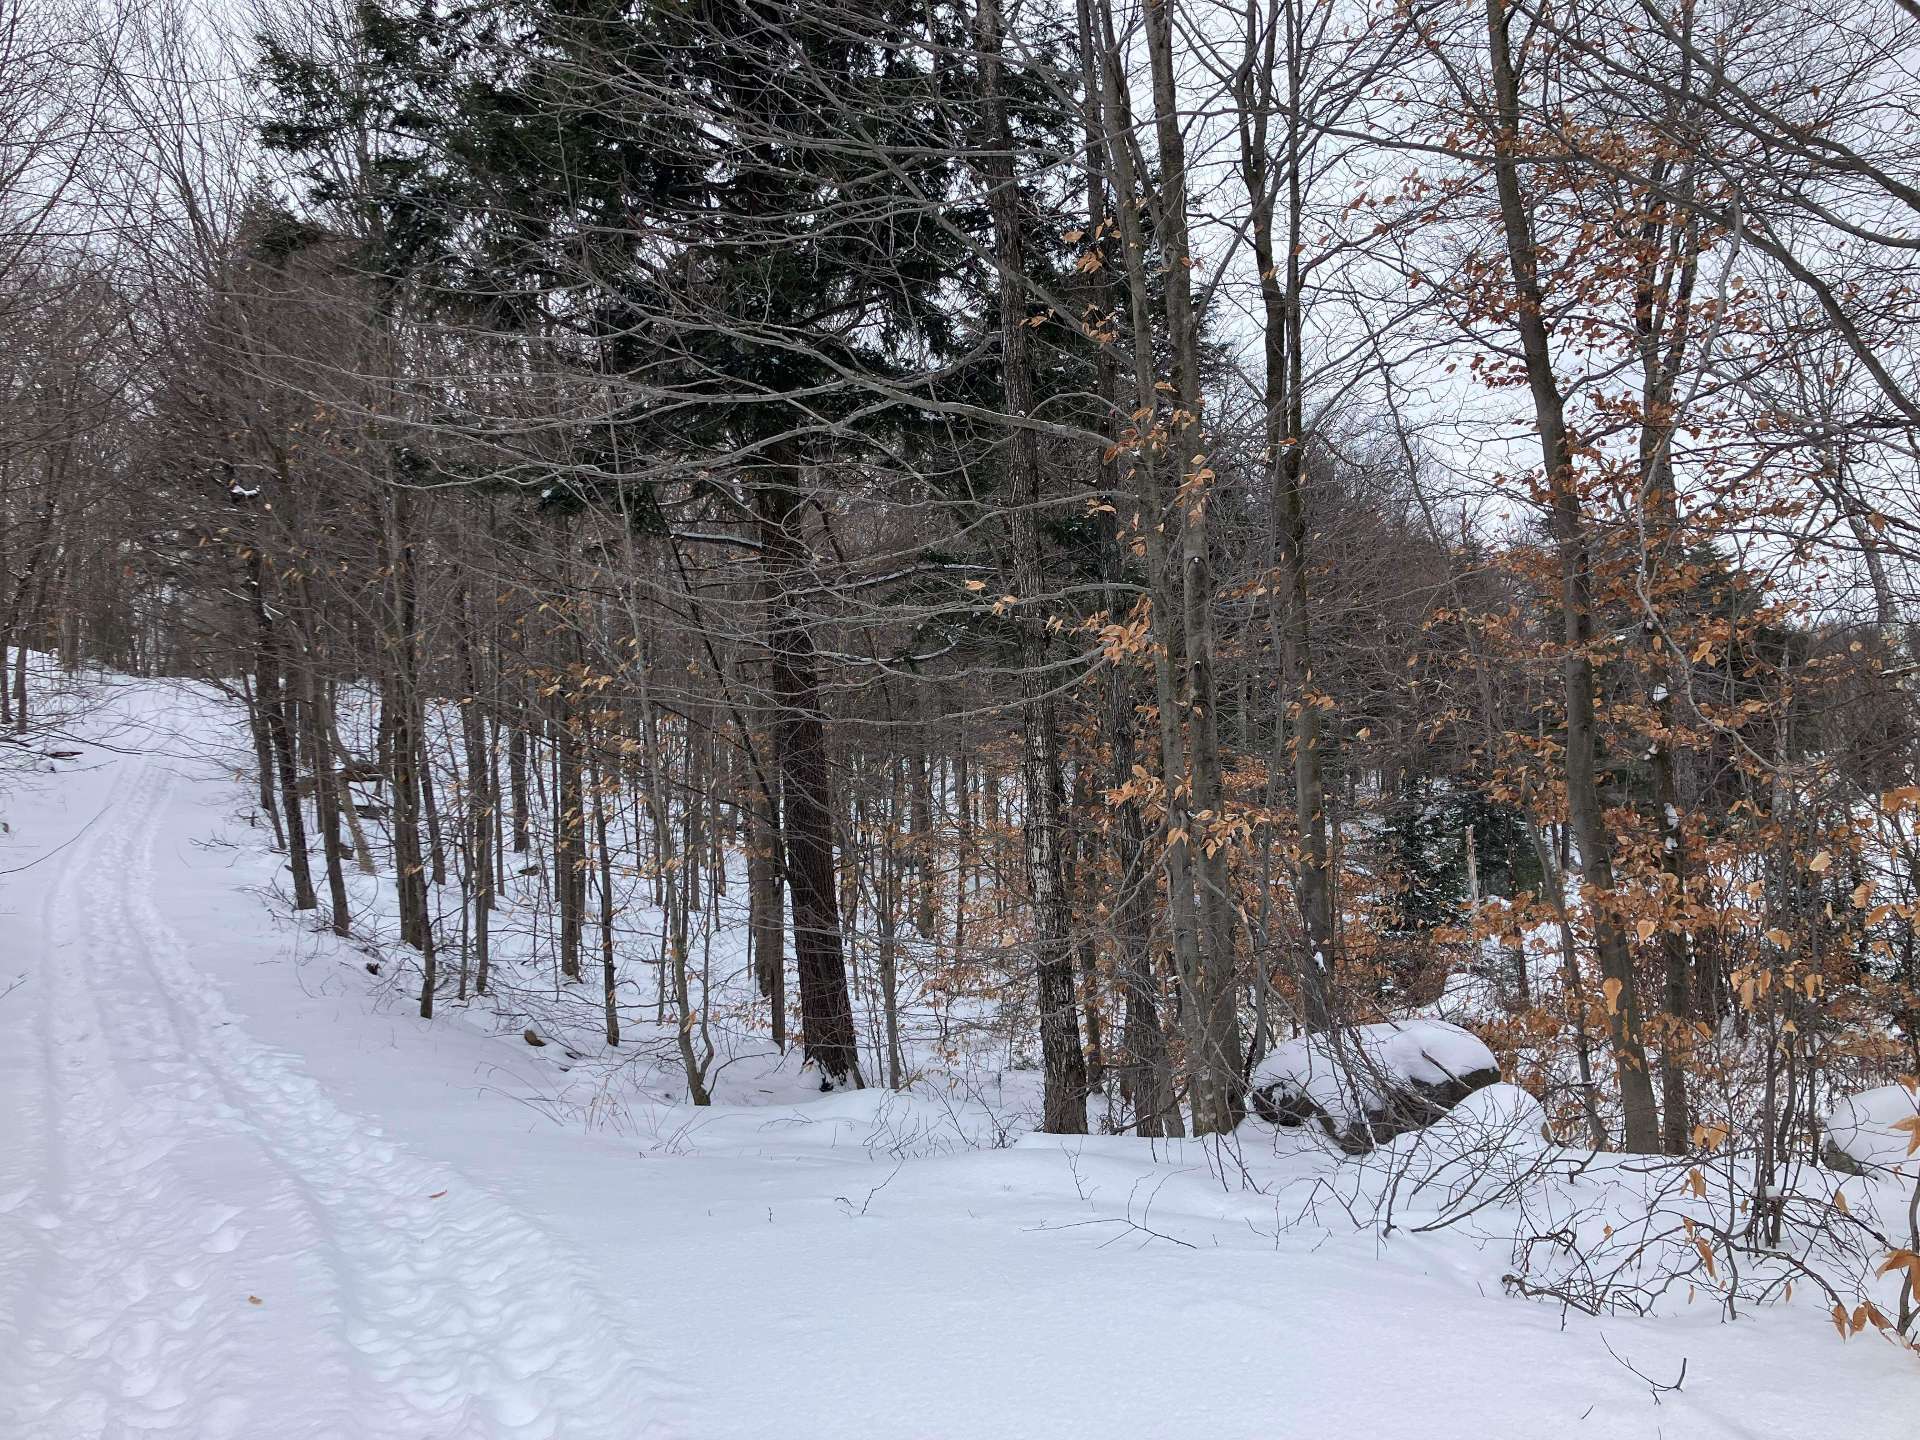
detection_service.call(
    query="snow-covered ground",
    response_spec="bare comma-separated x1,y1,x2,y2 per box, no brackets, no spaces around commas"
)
1,675,1914,1438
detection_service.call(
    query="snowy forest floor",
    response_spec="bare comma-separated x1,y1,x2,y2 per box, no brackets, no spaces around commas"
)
1,673,1914,1439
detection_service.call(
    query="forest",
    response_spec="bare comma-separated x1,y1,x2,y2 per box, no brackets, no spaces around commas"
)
3,0,1920,1434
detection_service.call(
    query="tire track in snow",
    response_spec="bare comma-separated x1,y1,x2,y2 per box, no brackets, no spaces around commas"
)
5,746,683,1438
117,758,686,1438
57,757,365,1439
1,756,262,1439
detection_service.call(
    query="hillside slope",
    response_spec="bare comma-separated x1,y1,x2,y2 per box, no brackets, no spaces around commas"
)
0,677,1911,1439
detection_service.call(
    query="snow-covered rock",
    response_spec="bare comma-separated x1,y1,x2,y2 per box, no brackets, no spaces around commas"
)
1417,1082,1548,1152
1822,1084,1920,1176
1249,1019,1501,1153
1368,1084,1551,1203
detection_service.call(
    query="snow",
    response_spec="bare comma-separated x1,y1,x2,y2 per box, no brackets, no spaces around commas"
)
1420,1079,1549,1149
2,674,1915,1439
1251,1018,1499,1127
1824,1084,1920,1177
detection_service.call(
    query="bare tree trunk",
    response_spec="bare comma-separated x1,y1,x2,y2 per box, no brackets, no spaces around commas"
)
328,695,376,876
590,729,619,1045
422,730,447,889
909,701,936,937
750,769,787,1048
755,468,862,1089
1089,0,1217,1134
555,688,584,984
878,759,906,1089
1074,0,1180,1135
1238,0,1335,1029
378,488,434,999
1485,0,1659,1151
247,545,316,912
1140,0,1243,1130
242,671,284,847
456,586,492,995
297,591,351,937
979,0,1087,1134
509,721,531,854
5,486,59,735
632,642,711,1101
953,738,970,958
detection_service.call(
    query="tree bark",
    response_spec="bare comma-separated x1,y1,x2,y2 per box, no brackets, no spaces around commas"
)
750,768,788,1049
456,585,493,995
247,545,316,913
754,469,862,1089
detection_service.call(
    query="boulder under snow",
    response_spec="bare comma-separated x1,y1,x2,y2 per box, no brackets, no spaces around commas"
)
1822,1084,1920,1177
1250,1019,1501,1153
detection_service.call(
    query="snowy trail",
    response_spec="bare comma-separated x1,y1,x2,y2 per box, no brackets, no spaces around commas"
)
4,679,1915,1440
0,731,681,1440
